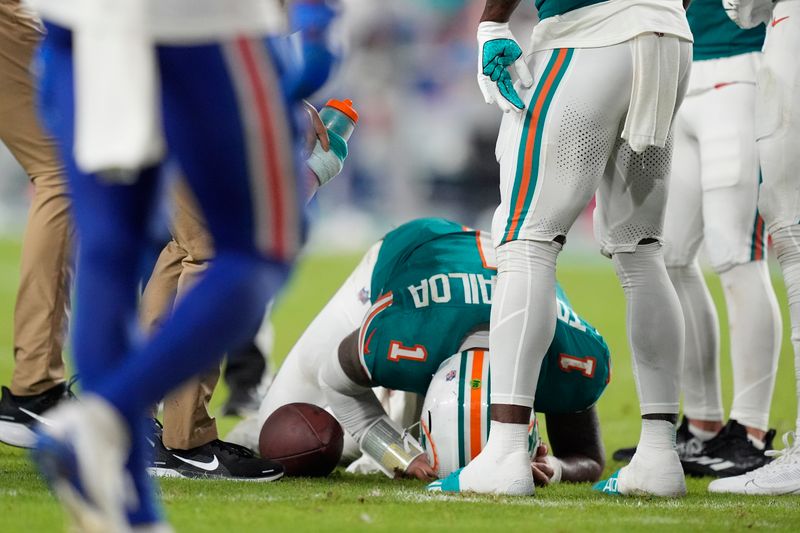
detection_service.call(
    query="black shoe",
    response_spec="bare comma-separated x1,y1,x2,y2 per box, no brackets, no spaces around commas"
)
682,419,776,478
150,437,284,481
612,417,695,462
0,383,69,448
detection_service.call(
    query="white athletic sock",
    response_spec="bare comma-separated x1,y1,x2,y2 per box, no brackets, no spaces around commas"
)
667,263,723,422
772,226,800,434
637,419,677,454
489,239,561,407
484,421,530,455
720,261,781,432
613,243,684,416
452,420,533,495
687,424,718,442
619,419,686,496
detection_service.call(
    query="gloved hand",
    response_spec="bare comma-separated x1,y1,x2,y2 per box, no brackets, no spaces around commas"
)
477,21,533,113
722,0,774,29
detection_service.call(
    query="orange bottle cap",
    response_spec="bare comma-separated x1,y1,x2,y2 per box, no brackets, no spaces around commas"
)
325,98,359,123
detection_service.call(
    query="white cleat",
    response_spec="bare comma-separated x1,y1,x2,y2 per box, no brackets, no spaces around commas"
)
32,395,132,533
596,449,686,497
427,450,534,496
708,432,800,495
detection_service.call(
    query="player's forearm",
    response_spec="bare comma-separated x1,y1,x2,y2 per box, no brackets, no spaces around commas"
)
320,346,385,441
551,454,604,483
480,0,522,22
544,407,606,483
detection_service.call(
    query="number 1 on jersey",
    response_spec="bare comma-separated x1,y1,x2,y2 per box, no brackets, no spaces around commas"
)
388,341,428,362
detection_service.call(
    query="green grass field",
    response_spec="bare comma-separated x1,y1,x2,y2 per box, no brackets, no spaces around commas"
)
1,239,799,531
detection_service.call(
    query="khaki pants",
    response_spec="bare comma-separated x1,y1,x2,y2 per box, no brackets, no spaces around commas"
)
0,0,72,396
140,181,220,450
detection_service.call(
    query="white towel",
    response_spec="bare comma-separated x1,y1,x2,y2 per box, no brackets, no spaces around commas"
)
73,0,164,179
621,33,682,154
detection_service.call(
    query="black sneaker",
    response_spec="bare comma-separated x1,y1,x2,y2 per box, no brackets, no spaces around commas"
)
612,417,696,462
682,419,776,478
149,436,284,481
0,383,69,448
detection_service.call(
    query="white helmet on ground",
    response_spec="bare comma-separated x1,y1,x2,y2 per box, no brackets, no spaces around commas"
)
420,349,538,478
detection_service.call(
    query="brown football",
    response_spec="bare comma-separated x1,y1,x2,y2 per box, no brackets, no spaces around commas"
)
258,402,344,477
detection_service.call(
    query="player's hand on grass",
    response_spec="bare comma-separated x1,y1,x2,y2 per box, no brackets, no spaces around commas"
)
477,21,533,113
401,454,437,481
303,100,330,156
531,443,556,486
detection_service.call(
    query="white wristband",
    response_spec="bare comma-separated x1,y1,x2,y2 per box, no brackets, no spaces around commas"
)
544,455,563,484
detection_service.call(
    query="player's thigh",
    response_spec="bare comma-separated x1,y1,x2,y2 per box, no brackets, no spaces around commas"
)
491,45,630,246
158,38,303,262
756,5,800,234
595,41,691,256
698,83,764,270
662,106,703,267
595,135,675,256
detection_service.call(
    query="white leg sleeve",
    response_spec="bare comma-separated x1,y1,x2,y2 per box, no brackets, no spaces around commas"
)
613,242,684,415
721,261,782,431
488,239,561,408
771,226,800,433
667,263,723,422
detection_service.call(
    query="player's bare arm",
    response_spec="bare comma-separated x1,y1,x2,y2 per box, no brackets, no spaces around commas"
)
480,0,521,22
338,329,372,388
542,407,605,484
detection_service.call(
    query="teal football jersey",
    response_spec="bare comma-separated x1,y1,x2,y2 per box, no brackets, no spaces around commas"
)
361,218,610,413
535,0,606,20
688,0,765,60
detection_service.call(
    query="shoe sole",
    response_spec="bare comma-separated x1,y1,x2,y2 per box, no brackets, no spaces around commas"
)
148,467,284,482
33,433,128,533
0,421,36,448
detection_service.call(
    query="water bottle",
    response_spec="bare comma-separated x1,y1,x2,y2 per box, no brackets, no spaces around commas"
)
309,99,358,185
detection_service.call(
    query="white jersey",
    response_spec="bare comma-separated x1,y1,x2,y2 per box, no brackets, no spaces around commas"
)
529,0,693,53
26,0,286,42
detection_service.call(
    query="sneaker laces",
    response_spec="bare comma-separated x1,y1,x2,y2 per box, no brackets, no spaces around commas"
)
210,439,256,458
65,374,80,399
762,432,800,470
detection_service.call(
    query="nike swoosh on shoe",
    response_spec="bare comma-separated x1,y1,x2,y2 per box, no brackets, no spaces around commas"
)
19,407,54,427
172,454,220,471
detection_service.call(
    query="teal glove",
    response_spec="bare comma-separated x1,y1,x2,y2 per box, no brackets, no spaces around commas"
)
477,21,533,113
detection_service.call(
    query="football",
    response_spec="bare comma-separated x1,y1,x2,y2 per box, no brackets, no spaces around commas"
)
258,402,344,477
